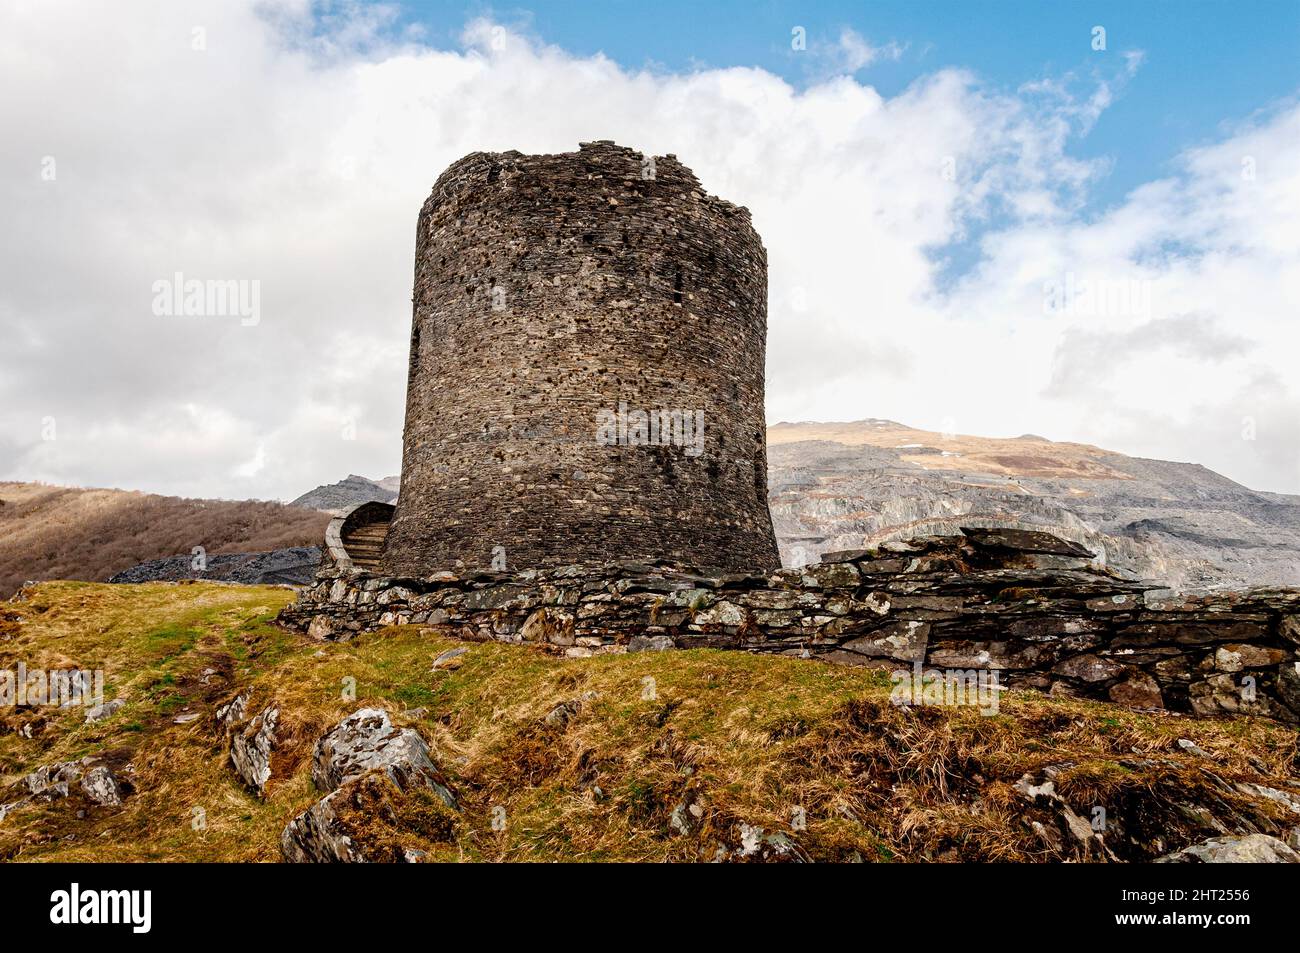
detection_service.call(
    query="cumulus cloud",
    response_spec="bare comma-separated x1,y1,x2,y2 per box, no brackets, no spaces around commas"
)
0,1,1297,499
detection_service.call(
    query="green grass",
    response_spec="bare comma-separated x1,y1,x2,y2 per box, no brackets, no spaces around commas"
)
0,581,1297,862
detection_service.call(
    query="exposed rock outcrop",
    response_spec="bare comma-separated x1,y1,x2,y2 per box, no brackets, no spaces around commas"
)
0,755,129,825
281,708,458,863
310,708,453,798
767,420,1300,590
1156,833,1300,863
228,702,279,797
216,691,283,797
290,475,398,515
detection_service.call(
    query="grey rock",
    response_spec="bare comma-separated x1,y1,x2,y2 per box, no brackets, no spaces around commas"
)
22,758,89,797
108,546,321,587
311,708,455,805
841,620,929,661
544,691,598,727
962,527,1094,558
83,698,125,724
628,635,675,652
1053,654,1127,683
1235,782,1300,815
280,786,363,863
215,690,250,729
1156,833,1300,863
15,757,125,808
432,647,468,670
229,702,279,797
79,765,124,807
281,707,457,863
1176,738,1214,760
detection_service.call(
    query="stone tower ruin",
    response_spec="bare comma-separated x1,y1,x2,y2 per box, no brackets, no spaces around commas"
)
381,141,780,576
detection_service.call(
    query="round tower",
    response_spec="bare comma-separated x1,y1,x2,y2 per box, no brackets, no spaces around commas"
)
382,141,780,575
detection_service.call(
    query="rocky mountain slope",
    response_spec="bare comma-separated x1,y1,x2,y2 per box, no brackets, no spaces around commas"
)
2,581,1298,862
767,421,1300,590
0,483,330,598
290,474,398,515
299,422,1300,591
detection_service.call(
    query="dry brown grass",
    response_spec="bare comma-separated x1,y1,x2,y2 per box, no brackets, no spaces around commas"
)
0,481,329,597
1,581,1297,862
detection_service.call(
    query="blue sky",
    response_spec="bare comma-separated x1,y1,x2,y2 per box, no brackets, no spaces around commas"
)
3,1,1299,498
395,0,1300,214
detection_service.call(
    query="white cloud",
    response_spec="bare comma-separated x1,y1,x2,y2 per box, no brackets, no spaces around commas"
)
1,2,1297,498
830,28,907,73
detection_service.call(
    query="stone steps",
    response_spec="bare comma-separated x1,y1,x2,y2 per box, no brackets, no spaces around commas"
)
341,521,389,571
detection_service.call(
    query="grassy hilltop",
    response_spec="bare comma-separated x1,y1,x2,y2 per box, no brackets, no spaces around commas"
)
1,582,1298,862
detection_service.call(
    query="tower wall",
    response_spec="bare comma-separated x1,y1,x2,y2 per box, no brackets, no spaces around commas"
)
382,141,780,575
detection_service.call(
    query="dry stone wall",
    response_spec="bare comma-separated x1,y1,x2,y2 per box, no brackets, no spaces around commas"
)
280,528,1300,723
383,141,780,576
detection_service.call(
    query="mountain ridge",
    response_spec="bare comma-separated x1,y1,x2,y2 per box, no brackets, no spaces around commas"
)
765,421,1300,589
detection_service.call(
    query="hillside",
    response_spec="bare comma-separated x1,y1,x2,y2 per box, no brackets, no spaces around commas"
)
290,474,398,515
0,483,330,598
2,582,1298,862
767,420,1300,589
295,420,1300,590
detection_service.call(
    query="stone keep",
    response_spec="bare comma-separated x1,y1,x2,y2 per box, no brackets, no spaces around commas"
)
382,142,781,575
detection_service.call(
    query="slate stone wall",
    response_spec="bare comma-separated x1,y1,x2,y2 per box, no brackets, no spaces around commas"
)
383,141,780,576
281,528,1300,723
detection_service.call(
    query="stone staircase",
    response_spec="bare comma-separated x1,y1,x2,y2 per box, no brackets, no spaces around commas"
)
324,501,394,573
341,520,389,571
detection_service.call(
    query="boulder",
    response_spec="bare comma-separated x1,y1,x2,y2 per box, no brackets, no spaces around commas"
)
281,708,458,863
13,757,125,809
80,765,124,807
1156,833,1300,863
432,647,468,670
280,773,450,864
310,708,455,803
229,703,279,797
